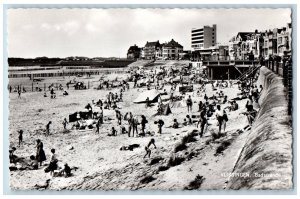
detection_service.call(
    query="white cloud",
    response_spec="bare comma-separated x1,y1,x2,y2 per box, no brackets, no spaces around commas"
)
8,8,292,58
85,23,99,33
41,23,51,30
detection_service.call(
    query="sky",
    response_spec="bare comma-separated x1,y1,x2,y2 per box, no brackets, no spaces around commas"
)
7,8,291,58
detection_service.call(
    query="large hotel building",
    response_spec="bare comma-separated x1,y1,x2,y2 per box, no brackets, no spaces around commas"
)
191,24,217,50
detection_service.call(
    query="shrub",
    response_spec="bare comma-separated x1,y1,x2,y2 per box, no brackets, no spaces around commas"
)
149,157,164,165
140,175,156,184
215,140,232,155
167,156,185,167
184,175,205,190
174,142,187,153
157,165,170,172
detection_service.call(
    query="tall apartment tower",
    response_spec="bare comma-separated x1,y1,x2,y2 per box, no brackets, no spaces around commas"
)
191,24,217,50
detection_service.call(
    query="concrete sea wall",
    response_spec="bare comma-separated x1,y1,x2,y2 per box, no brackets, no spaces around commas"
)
226,66,293,190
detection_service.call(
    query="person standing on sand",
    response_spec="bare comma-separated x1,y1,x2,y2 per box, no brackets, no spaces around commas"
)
215,105,226,134
132,116,139,137
18,89,21,98
99,107,104,124
46,121,52,136
125,112,133,137
140,115,148,136
115,109,122,125
197,107,207,137
18,130,23,147
154,119,164,134
48,148,58,176
62,118,68,130
36,139,46,166
95,118,101,134
186,95,193,113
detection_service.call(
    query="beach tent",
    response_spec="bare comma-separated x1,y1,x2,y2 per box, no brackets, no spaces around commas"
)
172,76,181,83
161,103,172,115
134,89,161,103
170,101,185,108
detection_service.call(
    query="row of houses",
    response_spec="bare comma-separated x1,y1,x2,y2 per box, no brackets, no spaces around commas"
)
229,23,292,61
191,23,292,62
127,39,186,60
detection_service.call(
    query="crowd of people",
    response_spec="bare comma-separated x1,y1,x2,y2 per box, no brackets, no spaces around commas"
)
9,64,264,185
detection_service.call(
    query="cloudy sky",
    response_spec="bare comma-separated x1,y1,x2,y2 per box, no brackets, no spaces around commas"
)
8,8,291,58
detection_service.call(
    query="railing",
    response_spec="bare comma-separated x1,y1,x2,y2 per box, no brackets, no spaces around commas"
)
236,64,261,81
265,58,292,115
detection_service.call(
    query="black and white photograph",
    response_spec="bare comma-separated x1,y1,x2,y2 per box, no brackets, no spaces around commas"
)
5,6,294,192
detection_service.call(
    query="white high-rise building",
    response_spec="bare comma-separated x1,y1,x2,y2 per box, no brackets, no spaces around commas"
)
191,24,217,50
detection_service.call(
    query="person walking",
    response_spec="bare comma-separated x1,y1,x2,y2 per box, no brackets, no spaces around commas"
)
197,107,207,137
46,121,52,136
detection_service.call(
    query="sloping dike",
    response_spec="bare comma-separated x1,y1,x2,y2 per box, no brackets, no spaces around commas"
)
226,66,293,190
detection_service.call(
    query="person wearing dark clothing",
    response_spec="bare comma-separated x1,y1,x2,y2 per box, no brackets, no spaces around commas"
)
62,118,68,130
246,95,254,112
144,147,151,158
198,101,203,112
141,115,148,136
124,112,134,137
109,127,117,136
154,120,164,134
50,88,55,99
63,90,69,96
36,139,46,166
29,155,39,170
186,115,193,125
18,89,21,98
198,108,207,137
204,94,208,101
145,97,151,108
48,148,58,176
147,138,157,149
9,147,17,164
132,117,139,137
46,121,52,136
95,118,101,134
115,110,122,125
62,163,72,177
223,96,228,104
172,119,179,129
186,95,193,112
99,107,104,124
18,130,23,146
